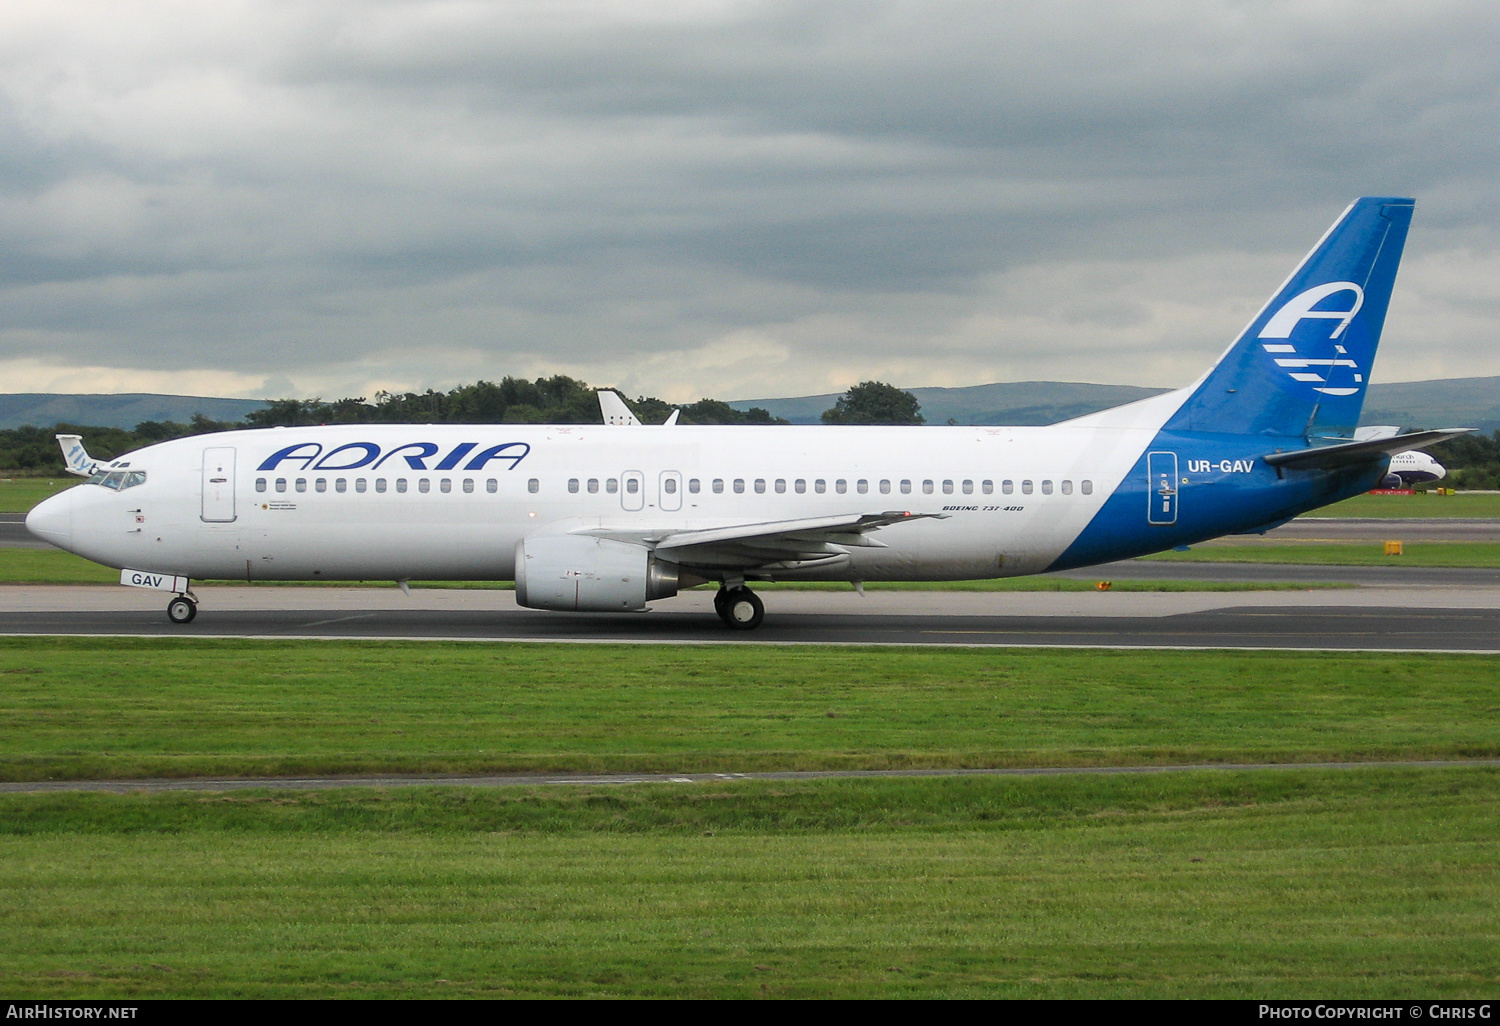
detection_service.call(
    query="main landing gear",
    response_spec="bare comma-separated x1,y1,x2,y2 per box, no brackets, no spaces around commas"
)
714,585,764,630
166,593,198,624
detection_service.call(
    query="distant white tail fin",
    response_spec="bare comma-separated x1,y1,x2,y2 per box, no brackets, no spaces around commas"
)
55,434,99,477
597,390,642,426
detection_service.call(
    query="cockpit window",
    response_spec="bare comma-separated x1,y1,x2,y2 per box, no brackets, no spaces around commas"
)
86,470,146,491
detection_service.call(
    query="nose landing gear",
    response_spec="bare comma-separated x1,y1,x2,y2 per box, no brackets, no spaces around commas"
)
714,585,764,630
167,593,198,624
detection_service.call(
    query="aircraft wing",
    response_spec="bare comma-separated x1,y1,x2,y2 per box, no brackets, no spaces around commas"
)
1262,429,1471,471
594,511,945,571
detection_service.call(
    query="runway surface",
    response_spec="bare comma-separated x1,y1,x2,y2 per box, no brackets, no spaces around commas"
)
6,758,1499,794
5,509,1498,651
0,513,47,548
4,583,1498,651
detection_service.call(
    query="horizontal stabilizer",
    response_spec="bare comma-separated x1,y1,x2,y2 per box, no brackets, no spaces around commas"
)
1262,428,1471,471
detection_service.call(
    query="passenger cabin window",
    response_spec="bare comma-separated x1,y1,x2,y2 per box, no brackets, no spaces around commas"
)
276,478,287,493
606,479,618,494
962,480,973,494
774,479,786,494
900,480,912,494
1040,480,1053,495
1002,480,1014,495
1061,480,1073,495
356,478,368,493
734,479,745,494
943,480,954,494
486,479,498,493
256,478,267,493
624,478,638,494
375,479,387,493
1082,480,1093,495
418,478,431,493
755,479,766,494
879,480,890,494
856,479,867,494
836,480,847,494
982,480,993,494
664,478,677,494
315,478,327,493
587,478,599,493
795,479,807,494
568,479,580,493
463,478,474,493
922,480,933,494
688,479,700,494
336,478,347,493
713,479,724,494
395,479,407,493
1021,480,1033,495
295,478,306,493
530,479,541,494
441,479,452,493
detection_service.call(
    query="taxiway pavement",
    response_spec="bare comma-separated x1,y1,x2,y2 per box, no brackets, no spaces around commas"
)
3,583,1498,651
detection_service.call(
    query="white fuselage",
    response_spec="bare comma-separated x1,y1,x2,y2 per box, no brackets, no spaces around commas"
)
35,417,1164,584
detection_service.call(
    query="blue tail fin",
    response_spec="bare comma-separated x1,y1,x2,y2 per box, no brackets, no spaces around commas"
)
1166,197,1414,439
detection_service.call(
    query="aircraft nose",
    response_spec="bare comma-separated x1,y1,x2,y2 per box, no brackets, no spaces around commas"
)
26,490,74,549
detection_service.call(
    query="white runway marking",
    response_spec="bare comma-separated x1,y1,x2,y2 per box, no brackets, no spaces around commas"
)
4,760,1497,794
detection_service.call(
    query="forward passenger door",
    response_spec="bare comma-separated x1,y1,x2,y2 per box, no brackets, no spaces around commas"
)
201,447,237,523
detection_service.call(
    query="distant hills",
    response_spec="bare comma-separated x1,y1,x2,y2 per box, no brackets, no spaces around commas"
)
731,377,1500,434
0,393,267,431
729,381,1170,426
2,376,1496,434
1358,377,1500,436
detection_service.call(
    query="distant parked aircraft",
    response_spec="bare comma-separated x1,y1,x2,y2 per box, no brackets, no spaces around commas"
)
1354,426,1448,488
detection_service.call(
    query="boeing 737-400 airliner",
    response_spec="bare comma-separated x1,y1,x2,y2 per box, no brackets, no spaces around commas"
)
27,197,1469,628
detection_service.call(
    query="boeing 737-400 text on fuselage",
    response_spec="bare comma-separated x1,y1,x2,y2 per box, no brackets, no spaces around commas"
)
27,198,1469,628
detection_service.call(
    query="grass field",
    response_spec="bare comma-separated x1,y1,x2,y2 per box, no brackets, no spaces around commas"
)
1313,491,1500,518
1141,541,1500,567
2,768,1497,998
4,639,1498,997
0,477,76,511
3,639,1498,781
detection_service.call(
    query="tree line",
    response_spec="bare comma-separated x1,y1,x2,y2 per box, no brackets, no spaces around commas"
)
1427,432,1500,490
0,375,810,472
3,373,1494,486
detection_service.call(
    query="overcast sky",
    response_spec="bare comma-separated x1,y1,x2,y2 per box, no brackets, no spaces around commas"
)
1,0,1497,403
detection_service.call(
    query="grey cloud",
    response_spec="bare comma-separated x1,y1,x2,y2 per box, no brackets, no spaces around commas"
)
1,1,1498,398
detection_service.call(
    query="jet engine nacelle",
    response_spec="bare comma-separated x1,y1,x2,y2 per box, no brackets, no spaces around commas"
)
514,535,679,612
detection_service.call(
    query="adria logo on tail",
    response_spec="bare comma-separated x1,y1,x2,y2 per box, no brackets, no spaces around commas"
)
1259,281,1367,397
